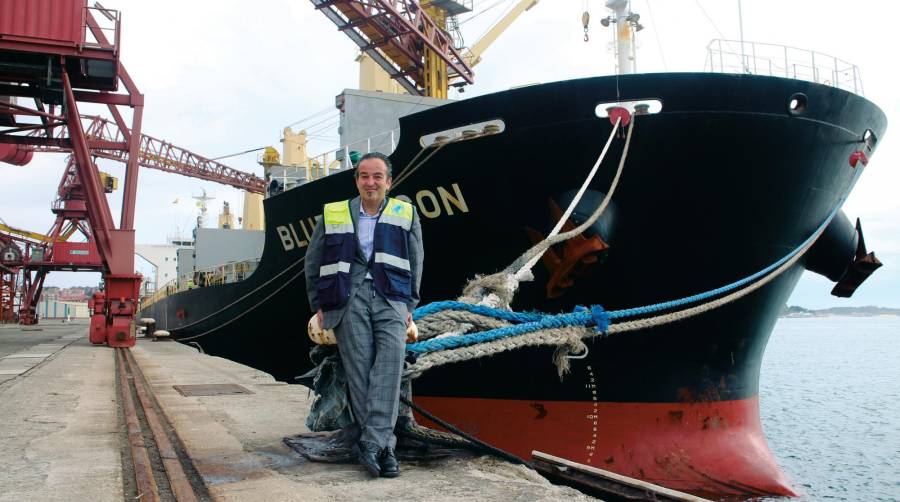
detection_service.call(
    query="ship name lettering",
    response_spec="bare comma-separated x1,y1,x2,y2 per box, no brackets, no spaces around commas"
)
412,183,469,219
277,184,466,254
276,221,312,252
276,226,295,251
288,223,306,248
298,218,316,241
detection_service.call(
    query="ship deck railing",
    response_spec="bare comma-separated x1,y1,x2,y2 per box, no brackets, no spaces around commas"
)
140,259,260,309
705,39,863,95
267,127,400,193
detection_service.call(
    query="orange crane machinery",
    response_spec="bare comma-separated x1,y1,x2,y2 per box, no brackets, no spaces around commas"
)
0,232,24,322
1,126,264,326
311,0,476,98
29,114,267,194
0,223,50,323
0,263,15,322
0,1,145,345
10,114,267,324
1,3,266,332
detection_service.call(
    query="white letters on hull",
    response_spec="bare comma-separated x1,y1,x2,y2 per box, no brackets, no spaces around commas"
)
277,183,469,252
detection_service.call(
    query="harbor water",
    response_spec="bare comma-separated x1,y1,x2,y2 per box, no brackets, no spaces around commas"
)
760,316,900,501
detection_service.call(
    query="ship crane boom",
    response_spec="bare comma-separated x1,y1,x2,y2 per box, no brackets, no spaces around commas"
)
461,0,539,68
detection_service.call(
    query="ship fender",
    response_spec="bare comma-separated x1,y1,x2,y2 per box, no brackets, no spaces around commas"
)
803,209,882,297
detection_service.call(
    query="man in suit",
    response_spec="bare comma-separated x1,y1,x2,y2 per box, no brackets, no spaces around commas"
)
305,152,423,478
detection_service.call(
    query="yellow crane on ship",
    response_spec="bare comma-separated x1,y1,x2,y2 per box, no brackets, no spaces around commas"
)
353,0,540,98
248,0,538,230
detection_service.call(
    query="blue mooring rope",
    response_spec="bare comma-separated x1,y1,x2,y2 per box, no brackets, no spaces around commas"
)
408,169,859,356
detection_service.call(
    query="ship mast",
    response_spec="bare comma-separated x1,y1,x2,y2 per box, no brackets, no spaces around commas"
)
603,0,643,75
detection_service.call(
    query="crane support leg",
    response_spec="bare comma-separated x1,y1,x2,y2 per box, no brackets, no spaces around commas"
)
0,265,16,323
61,67,140,347
17,269,46,325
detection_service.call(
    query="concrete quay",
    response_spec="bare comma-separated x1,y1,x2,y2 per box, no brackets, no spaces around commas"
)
0,321,593,501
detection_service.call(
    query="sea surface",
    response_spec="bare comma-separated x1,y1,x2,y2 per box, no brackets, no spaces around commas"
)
760,316,900,501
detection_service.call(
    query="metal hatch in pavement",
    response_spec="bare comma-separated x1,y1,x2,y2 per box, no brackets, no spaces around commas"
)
173,384,254,397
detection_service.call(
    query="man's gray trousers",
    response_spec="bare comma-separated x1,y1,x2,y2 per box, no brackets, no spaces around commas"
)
333,279,406,449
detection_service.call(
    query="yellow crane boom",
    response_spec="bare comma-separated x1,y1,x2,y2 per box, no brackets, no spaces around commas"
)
0,221,52,243
463,0,539,68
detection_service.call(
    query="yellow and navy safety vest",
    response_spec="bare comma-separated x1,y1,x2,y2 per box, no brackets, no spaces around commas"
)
317,197,415,311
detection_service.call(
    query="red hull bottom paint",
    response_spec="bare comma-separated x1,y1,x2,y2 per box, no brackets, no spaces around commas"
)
414,396,797,498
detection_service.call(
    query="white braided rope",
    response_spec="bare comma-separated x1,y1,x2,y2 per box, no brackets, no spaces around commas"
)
416,310,512,340
506,116,635,278
515,116,622,279
407,217,822,380
607,227,815,334
405,325,590,379
411,118,637,371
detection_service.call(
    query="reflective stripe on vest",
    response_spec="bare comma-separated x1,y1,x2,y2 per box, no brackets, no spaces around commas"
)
319,261,351,276
317,197,415,310
372,198,415,302
373,252,410,271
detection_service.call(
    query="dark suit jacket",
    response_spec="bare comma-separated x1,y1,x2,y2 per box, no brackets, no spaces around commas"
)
305,196,424,329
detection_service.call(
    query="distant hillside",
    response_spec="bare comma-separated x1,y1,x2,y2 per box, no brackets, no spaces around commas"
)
781,305,900,317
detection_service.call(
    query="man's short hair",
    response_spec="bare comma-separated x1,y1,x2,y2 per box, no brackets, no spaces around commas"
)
355,152,393,179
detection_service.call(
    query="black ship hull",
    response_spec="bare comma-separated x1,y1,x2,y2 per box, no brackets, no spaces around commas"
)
141,73,886,497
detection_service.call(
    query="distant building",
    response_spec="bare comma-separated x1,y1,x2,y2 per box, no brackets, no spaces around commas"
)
37,299,89,319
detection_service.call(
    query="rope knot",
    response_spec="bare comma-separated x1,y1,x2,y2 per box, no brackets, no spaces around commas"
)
591,305,610,336
459,272,518,308
573,305,610,336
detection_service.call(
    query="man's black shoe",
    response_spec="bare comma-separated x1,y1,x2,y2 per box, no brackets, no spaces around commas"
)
357,441,381,478
379,447,400,478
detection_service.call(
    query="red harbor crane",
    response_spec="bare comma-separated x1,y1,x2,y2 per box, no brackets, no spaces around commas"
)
0,1,143,345
30,114,267,194
0,1,263,342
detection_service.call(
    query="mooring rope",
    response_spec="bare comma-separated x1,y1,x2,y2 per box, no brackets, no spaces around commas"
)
399,396,532,467
515,115,622,280
507,115,634,284
404,119,862,379
176,263,308,342
160,256,306,333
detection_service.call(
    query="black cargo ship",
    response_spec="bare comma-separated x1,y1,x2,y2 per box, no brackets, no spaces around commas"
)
141,72,886,497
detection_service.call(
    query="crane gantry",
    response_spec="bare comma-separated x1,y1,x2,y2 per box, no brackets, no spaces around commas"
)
0,2,263,336
313,0,538,98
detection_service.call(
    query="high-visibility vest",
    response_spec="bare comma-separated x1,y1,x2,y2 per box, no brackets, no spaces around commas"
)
317,198,414,311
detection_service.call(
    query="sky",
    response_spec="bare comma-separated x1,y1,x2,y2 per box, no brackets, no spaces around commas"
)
1,0,897,308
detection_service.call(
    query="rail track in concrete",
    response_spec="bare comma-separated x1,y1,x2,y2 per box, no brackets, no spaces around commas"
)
115,347,210,502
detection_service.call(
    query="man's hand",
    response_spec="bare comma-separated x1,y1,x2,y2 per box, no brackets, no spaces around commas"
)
405,312,417,343
316,309,324,328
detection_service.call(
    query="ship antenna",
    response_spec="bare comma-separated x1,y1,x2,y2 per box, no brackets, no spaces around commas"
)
602,0,642,76
738,0,748,73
